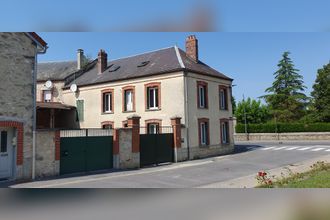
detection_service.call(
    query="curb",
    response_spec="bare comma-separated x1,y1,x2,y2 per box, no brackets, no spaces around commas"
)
197,154,330,188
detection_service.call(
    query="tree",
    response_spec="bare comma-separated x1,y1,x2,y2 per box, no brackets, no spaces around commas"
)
235,97,271,124
232,96,237,115
262,51,308,122
310,62,330,122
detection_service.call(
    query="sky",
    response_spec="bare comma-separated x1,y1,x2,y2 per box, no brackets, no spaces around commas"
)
1,0,330,31
38,32,330,102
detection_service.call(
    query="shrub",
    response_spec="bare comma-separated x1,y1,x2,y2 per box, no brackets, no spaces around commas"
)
236,123,330,133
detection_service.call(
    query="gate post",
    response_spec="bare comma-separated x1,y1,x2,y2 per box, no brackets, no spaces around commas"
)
171,117,182,163
127,116,141,153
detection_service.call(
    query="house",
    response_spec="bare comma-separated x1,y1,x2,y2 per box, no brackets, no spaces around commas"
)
37,35,234,161
0,32,47,180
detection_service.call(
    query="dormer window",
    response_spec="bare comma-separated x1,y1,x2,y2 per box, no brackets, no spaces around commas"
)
137,61,150,67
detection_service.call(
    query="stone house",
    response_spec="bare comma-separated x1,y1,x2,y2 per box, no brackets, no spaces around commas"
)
0,32,47,181
37,35,234,161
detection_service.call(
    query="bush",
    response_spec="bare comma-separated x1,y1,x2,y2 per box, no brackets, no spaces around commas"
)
236,123,330,133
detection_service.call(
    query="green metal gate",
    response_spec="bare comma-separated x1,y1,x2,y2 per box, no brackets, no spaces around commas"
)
60,130,113,175
140,131,174,167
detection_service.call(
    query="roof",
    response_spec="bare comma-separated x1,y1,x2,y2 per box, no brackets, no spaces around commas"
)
65,46,232,88
37,61,77,81
28,32,47,47
36,102,75,110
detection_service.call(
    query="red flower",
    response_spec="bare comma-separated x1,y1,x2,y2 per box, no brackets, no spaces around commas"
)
258,171,263,177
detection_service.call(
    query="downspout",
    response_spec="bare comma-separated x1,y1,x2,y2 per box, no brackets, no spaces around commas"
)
184,72,190,160
32,45,47,180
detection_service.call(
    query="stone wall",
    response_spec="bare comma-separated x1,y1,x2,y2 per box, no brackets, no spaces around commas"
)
35,130,59,178
235,132,330,142
113,128,140,169
177,144,234,161
0,33,37,180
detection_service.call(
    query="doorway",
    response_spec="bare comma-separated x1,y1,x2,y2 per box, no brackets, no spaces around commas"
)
0,128,14,180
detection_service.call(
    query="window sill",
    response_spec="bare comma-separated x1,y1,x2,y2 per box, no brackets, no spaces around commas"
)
197,107,209,110
220,109,229,111
102,112,114,115
146,108,161,112
122,110,136,113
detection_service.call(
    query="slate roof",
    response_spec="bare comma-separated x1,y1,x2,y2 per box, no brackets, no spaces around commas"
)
37,61,77,81
64,46,232,88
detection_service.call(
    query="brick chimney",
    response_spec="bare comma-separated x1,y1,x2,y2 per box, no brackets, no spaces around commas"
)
77,49,84,70
98,49,108,74
185,35,199,62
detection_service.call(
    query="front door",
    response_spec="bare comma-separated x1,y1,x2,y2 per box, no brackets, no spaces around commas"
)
0,128,13,179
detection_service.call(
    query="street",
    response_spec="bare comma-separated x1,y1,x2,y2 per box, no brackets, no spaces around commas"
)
9,142,330,188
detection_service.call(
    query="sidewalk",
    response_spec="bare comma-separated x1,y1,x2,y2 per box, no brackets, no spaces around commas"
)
198,154,330,188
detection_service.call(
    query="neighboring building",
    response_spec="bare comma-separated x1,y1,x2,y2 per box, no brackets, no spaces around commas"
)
0,32,47,180
36,50,93,129
37,35,234,160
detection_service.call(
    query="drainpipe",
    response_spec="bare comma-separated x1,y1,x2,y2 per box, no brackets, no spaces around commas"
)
31,44,47,180
183,72,190,160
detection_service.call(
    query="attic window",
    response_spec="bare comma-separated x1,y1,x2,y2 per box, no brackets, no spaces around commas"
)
109,65,120,72
137,61,150,67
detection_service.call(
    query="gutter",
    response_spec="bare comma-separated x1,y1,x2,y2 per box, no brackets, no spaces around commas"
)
183,71,190,160
28,34,48,180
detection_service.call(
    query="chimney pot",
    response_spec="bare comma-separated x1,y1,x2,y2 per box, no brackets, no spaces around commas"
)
185,35,199,62
77,49,84,70
98,49,108,74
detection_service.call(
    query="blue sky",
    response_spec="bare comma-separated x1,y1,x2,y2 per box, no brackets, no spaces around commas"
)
38,32,330,102
2,0,330,31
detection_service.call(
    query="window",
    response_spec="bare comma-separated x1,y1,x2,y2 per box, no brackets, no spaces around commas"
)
43,90,52,102
197,81,208,109
145,119,162,134
101,121,114,129
145,82,161,110
1,131,7,153
101,89,114,113
76,100,84,122
219,86,228,110
220,119,230,144
148,123,159,134
122,86,135,112
198,118,209,146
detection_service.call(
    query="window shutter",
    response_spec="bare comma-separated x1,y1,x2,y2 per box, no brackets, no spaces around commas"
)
76,100,84,122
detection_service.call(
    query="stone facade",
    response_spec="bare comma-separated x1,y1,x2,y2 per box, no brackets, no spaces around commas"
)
0,33,39,180
35,130,59,178
235,132,330,142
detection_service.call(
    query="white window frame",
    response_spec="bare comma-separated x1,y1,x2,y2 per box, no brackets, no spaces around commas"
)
103,92,112,113
199,85,206,108
43,90,52,102
147,87,159,110
221,122,229,144
125,90,133,112
148,123,159,134
220,89,226,110
200,122,207,145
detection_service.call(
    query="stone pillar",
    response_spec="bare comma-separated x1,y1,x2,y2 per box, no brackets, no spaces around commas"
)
127,116,140,153
171,117,182,163
113,128,140,169
113,129,120,168
171,117,182,148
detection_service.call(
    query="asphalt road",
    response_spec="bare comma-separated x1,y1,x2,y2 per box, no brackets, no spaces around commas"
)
9,142,330,188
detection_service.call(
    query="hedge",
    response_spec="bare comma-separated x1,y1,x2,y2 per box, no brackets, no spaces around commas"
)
236,123,330,133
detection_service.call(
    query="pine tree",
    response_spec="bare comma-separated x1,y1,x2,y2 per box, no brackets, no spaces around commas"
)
311,62,330,122
263,52,307,122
